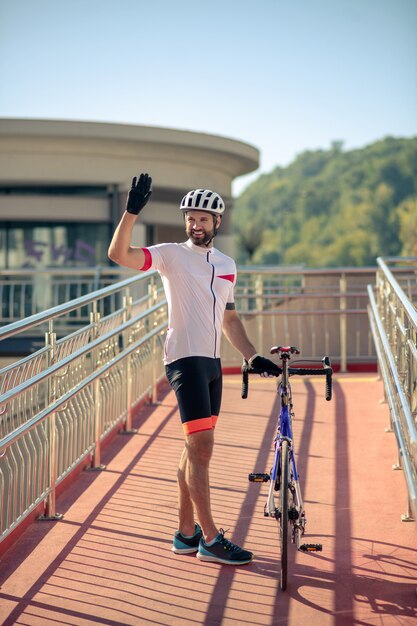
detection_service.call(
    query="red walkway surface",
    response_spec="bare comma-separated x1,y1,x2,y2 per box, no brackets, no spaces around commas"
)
0,374,416,626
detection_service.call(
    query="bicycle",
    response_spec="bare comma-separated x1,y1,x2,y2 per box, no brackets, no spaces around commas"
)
242,345,333,591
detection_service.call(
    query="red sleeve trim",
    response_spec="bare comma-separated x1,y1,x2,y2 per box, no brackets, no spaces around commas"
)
140,247,152,271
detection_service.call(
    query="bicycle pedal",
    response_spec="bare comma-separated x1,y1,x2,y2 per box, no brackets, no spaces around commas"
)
299,543,322,552
248,473,270,483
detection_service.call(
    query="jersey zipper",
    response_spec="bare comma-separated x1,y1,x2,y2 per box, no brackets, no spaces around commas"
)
207,251,217,357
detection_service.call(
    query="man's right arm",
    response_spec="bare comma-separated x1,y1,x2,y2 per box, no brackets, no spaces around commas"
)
108,211,146,270
108,172,152,270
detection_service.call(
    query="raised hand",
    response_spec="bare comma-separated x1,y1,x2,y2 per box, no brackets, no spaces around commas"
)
126,173,153,215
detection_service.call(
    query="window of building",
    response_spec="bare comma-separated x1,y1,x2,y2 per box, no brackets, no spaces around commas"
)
1,222,111,269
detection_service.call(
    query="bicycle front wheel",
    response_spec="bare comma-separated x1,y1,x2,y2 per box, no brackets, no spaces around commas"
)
279,440,289,591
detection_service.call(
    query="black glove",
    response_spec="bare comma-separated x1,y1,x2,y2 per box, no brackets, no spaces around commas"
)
249,354,281,377
126,173,152,215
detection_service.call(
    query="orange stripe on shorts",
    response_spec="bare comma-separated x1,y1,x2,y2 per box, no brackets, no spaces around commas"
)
183,417,212,435
183,415,219,435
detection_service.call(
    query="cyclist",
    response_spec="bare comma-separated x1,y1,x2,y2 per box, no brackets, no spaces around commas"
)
108,173,279,565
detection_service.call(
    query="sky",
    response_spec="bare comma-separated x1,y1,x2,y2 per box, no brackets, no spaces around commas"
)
0,0,416,196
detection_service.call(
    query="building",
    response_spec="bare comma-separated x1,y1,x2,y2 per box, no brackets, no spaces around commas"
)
0,119,259,270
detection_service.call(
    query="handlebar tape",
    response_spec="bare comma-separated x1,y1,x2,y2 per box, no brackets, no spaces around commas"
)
325,372,332,401
242,365,249,399
322,356,332,401
287,367,327,376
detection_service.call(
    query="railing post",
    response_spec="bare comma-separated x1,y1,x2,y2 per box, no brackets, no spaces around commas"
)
39,320,63,521
88,303,106,469
149,278,159,403
255,274,264,352
401,495,415,523
340,273,348,373
121,290,136,433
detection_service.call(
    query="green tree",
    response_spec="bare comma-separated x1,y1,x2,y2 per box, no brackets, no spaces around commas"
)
398,197,417,256
233,136,417,267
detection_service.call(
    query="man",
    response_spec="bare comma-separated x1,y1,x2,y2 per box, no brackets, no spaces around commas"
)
108,173,279,565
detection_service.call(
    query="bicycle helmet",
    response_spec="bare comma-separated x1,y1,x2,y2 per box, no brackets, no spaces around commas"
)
180,189,225,215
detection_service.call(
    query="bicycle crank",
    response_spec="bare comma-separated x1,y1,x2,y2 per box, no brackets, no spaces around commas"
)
288,507,299,520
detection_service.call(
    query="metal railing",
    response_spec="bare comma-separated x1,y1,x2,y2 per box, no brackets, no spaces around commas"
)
1,266,378,368
0,266,135,323
368,256,417,521
0,271,168,543
223,266,377,370
1,264,379,546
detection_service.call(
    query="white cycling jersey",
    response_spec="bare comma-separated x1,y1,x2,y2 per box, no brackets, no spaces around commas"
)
140,239,236,364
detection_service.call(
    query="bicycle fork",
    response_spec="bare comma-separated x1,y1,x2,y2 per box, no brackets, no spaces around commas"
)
248,441,322,553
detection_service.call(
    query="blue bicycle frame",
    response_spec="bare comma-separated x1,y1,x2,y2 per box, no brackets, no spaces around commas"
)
266,376,305,543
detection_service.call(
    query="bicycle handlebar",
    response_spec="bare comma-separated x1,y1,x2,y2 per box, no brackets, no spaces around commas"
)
241,357,333,401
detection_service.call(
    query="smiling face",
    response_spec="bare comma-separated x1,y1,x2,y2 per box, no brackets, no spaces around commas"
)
184,209,221,247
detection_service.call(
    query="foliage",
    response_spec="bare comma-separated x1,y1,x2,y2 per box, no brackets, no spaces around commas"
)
233,136,417,267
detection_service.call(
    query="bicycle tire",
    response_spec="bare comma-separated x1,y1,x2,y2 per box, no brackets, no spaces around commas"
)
280,439,289,591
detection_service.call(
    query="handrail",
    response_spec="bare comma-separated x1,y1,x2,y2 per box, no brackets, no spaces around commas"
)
367,256,417,521
0,267,135,277
1,265,377,368
0,270,158,340
0,269,168,543
376,258,417,325
233,265,376,275
0,320,167,454
368,288,417,452
0,300,165,406
1,265,377,276
368,288,417,517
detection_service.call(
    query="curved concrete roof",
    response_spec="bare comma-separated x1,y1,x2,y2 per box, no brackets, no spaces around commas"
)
0,118,259,192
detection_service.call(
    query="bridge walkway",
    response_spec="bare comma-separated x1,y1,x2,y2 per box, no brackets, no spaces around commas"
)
0,374,416,626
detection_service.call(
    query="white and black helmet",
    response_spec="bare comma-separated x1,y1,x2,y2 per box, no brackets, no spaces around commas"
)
180,189,225,215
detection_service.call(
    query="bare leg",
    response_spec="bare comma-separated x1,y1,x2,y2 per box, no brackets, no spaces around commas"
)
184,430,218,543
177,446,195,536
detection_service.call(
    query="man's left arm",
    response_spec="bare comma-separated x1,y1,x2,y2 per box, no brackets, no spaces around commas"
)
222,308,281,376
222,308,257,361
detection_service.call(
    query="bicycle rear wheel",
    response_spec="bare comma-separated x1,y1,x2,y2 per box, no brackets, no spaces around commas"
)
280,440,289,591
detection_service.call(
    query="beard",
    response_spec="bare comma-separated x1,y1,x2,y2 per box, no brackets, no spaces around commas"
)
188,230,214,246
186,223,217,247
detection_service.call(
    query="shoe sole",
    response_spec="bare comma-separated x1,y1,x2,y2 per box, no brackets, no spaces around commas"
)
196,552,253,565
172,546,199,554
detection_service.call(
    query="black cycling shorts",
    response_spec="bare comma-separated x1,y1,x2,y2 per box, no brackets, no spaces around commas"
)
165,356,222,435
